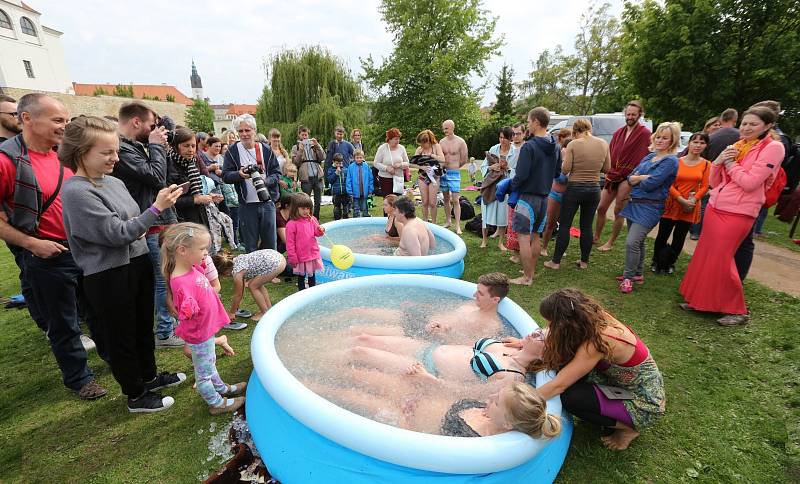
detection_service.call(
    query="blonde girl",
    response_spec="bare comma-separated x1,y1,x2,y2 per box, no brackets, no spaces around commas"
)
161,223,246,414
280,161,301,198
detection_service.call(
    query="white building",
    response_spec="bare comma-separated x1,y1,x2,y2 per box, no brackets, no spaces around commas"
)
0,1,72,94
190,60,203,100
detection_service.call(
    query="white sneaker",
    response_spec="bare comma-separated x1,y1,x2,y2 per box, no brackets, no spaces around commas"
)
80,334,96,352
155,334,185,348
224,322,248,330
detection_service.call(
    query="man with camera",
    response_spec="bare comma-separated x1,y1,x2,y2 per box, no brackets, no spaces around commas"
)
222,114,281,252
291,125,325,219
112,101,183,347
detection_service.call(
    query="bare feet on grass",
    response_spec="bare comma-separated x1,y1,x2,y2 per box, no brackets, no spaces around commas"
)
250,312,264,322
598,242,614,252
480,241,488,248
540,249,549,257
601,428,640,450
509,276,533,286
543,261,560,270
217,335,235,356
509,254,520,263
498,244,507,252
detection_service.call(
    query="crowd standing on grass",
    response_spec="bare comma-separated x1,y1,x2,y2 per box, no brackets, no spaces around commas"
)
0,88,793,461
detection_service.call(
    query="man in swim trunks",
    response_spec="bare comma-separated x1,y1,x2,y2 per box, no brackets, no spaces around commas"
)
439,119,468,234
393,196,435,256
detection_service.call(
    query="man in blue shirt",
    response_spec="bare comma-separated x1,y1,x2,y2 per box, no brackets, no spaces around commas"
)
325,125,355,175
509,107,562,285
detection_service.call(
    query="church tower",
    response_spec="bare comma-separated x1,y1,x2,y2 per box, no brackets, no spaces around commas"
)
190,60,203,100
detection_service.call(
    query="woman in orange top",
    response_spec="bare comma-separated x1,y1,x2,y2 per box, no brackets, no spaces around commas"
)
651,132,710,274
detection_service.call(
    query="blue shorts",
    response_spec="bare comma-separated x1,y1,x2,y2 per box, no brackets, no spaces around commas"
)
417,343,440,376
441,169,461,193
512,194,548,235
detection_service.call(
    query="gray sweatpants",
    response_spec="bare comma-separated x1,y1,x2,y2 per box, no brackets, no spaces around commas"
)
624,221,650,279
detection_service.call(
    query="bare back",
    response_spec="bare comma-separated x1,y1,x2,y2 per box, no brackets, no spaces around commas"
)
395,218,435,256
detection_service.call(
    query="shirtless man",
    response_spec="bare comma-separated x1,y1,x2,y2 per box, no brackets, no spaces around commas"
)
349,272,509,345
393,196,435,256
439,119,468,234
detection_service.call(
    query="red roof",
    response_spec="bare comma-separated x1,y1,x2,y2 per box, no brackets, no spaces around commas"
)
226,104,257,116
72,83,194,106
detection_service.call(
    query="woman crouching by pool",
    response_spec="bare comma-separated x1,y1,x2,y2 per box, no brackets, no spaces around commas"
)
512,288,665,450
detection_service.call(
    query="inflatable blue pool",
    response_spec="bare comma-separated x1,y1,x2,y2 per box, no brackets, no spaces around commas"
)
315,218,466,283
247,275,572,483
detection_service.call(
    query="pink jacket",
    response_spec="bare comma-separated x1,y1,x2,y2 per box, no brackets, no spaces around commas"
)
709,137,784,218
286,216,323,265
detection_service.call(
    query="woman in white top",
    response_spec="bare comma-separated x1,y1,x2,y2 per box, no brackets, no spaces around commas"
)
374,127,410,200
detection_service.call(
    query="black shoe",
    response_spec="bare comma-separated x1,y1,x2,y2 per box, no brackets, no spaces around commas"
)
145,371,187,392
127,391,175,413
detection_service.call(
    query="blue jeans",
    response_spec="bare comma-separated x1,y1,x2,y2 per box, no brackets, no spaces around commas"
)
753,206,768,234
352,197,369,217
23,249,94,391
146,234,175,339
8,243,47,331
228,206,240,245
240,200,277,253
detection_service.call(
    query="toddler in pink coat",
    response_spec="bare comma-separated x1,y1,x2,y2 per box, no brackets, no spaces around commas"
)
285,192,325,291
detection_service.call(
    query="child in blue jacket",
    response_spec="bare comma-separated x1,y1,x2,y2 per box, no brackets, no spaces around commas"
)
347,150,375,217
326,153,350,220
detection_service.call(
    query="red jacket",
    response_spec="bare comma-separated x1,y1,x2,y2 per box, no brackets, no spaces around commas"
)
709,136,785,218
286,216,323,265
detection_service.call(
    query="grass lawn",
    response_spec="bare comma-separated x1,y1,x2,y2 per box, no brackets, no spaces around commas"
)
757,208,800,253
1,169,798,483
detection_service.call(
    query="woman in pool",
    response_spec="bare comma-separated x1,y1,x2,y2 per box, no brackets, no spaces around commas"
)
509,288,665,451
383,194,403,240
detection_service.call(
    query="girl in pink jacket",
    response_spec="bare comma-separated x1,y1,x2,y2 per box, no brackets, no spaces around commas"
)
680,105,784,326
286,192,325,290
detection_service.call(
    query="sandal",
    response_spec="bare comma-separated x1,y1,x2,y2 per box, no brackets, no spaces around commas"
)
77,380,108,400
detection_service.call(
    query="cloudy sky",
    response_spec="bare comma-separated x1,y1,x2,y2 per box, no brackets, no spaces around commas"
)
33,0,623,106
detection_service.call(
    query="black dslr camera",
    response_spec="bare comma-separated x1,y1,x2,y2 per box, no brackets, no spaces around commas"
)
242,164,271,202
156,115,176,145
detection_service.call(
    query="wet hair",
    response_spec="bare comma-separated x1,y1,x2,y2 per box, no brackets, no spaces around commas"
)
527,107,550,129
160,223,211,303
393,195,415,218
385,127,402,142
416,129,438,145
703,116,720,132
289,192,314,220
571,119,592,135
171,127,196,152
212,252,234,277
649,121,681,153
720,108,738,124
689,131,709,145
536,288,613,372
504,382,562,439
354,149,365,158
498,126,513,140
626,100,644,114
58,116,117,174
477,272,509,300
383,194,398,207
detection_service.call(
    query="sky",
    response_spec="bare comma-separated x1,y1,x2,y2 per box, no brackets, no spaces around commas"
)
32,0,623,106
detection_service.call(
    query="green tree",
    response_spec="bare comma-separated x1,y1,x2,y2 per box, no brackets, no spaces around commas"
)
263,46,361,124
491,63,514,118
571,2,621,115
112,84,134,98
362,0,503,143
185,98,214,134
617,0,800,133
516,47,577,115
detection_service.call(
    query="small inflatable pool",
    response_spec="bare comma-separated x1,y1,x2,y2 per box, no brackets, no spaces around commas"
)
247,274,572,483
315,218,466,282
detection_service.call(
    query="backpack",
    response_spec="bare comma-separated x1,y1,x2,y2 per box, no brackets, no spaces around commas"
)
452,195,475,220
465,213,483,235
764,167,787,208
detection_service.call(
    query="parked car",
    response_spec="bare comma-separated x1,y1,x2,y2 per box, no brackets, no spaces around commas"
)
549,114,653,144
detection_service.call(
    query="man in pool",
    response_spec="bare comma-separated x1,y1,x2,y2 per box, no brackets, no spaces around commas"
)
393,196,435,256
348,272,509,344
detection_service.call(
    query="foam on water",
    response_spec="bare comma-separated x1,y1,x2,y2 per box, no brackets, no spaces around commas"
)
275,286,520,435
318,224,455,255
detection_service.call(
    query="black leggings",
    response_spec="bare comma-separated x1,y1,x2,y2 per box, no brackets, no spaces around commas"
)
552,184,600,264
297,274,316,291
652,218,692,266
560,382,617,428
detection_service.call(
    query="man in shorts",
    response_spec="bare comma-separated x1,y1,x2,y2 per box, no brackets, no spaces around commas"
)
509,107,562,285
439,119,468,234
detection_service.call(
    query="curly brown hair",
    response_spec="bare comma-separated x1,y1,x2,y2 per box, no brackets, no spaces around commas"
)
536,288,613,371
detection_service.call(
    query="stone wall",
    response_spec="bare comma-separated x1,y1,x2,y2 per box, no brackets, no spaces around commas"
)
0,87,186,124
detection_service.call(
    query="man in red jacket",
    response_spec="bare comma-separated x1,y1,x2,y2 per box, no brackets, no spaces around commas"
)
595,100,652,251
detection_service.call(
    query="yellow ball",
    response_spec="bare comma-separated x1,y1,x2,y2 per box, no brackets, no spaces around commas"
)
330,244,355,270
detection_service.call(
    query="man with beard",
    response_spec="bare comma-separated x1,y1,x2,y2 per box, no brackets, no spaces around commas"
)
0,93,107,399
0,95,21,142
595,100,652,251
112,101,183,348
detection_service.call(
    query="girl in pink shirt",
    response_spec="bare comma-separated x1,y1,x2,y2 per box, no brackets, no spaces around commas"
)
285,192,325,291
162,223,246,414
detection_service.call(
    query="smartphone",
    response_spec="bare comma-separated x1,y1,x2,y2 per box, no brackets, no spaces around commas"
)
597,385,634,400
173,182,191,194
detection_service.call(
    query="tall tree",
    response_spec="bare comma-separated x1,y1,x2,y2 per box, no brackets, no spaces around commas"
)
571,2,621,115
491,63,515,118
617,0,800,133
516,47,577,115
185,98,214,134
362,0,503,142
